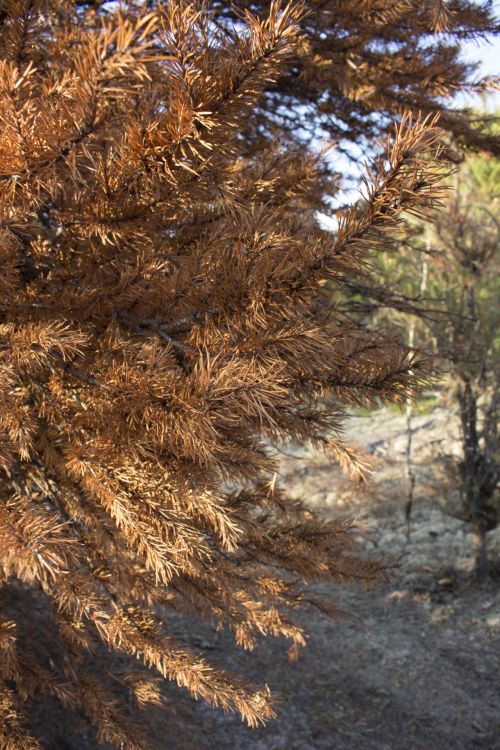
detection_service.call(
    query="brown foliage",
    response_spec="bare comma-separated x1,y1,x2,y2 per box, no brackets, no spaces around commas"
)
0,0,486,746
210,0,500,155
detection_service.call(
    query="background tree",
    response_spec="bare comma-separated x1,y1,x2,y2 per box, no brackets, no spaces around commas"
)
431,155,499,581
366,142,500,581
0,0,496,748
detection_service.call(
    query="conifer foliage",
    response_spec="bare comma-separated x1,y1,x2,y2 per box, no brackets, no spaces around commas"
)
213,0,500,154
0,1,458,747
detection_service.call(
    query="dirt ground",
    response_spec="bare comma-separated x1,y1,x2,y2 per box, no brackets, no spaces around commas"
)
36,407,500,750
152,407,500,750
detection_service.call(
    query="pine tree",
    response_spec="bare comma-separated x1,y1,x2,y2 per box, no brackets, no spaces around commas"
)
73,0,500,156
209,0,500,154
0,1,489,747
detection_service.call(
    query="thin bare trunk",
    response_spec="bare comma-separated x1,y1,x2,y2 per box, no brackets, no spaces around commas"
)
405,242,429,541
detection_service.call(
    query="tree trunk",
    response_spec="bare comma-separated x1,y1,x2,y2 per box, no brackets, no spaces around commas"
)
458,379,492,581
472,518,490,583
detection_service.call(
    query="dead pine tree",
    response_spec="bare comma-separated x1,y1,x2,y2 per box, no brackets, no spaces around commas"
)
0,0,494,747
208,0,500,155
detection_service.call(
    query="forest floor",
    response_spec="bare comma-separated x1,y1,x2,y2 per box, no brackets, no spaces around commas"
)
156,406,500,750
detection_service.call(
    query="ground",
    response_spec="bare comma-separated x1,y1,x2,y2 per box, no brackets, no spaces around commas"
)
152,406,500,750
36,407,500,750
